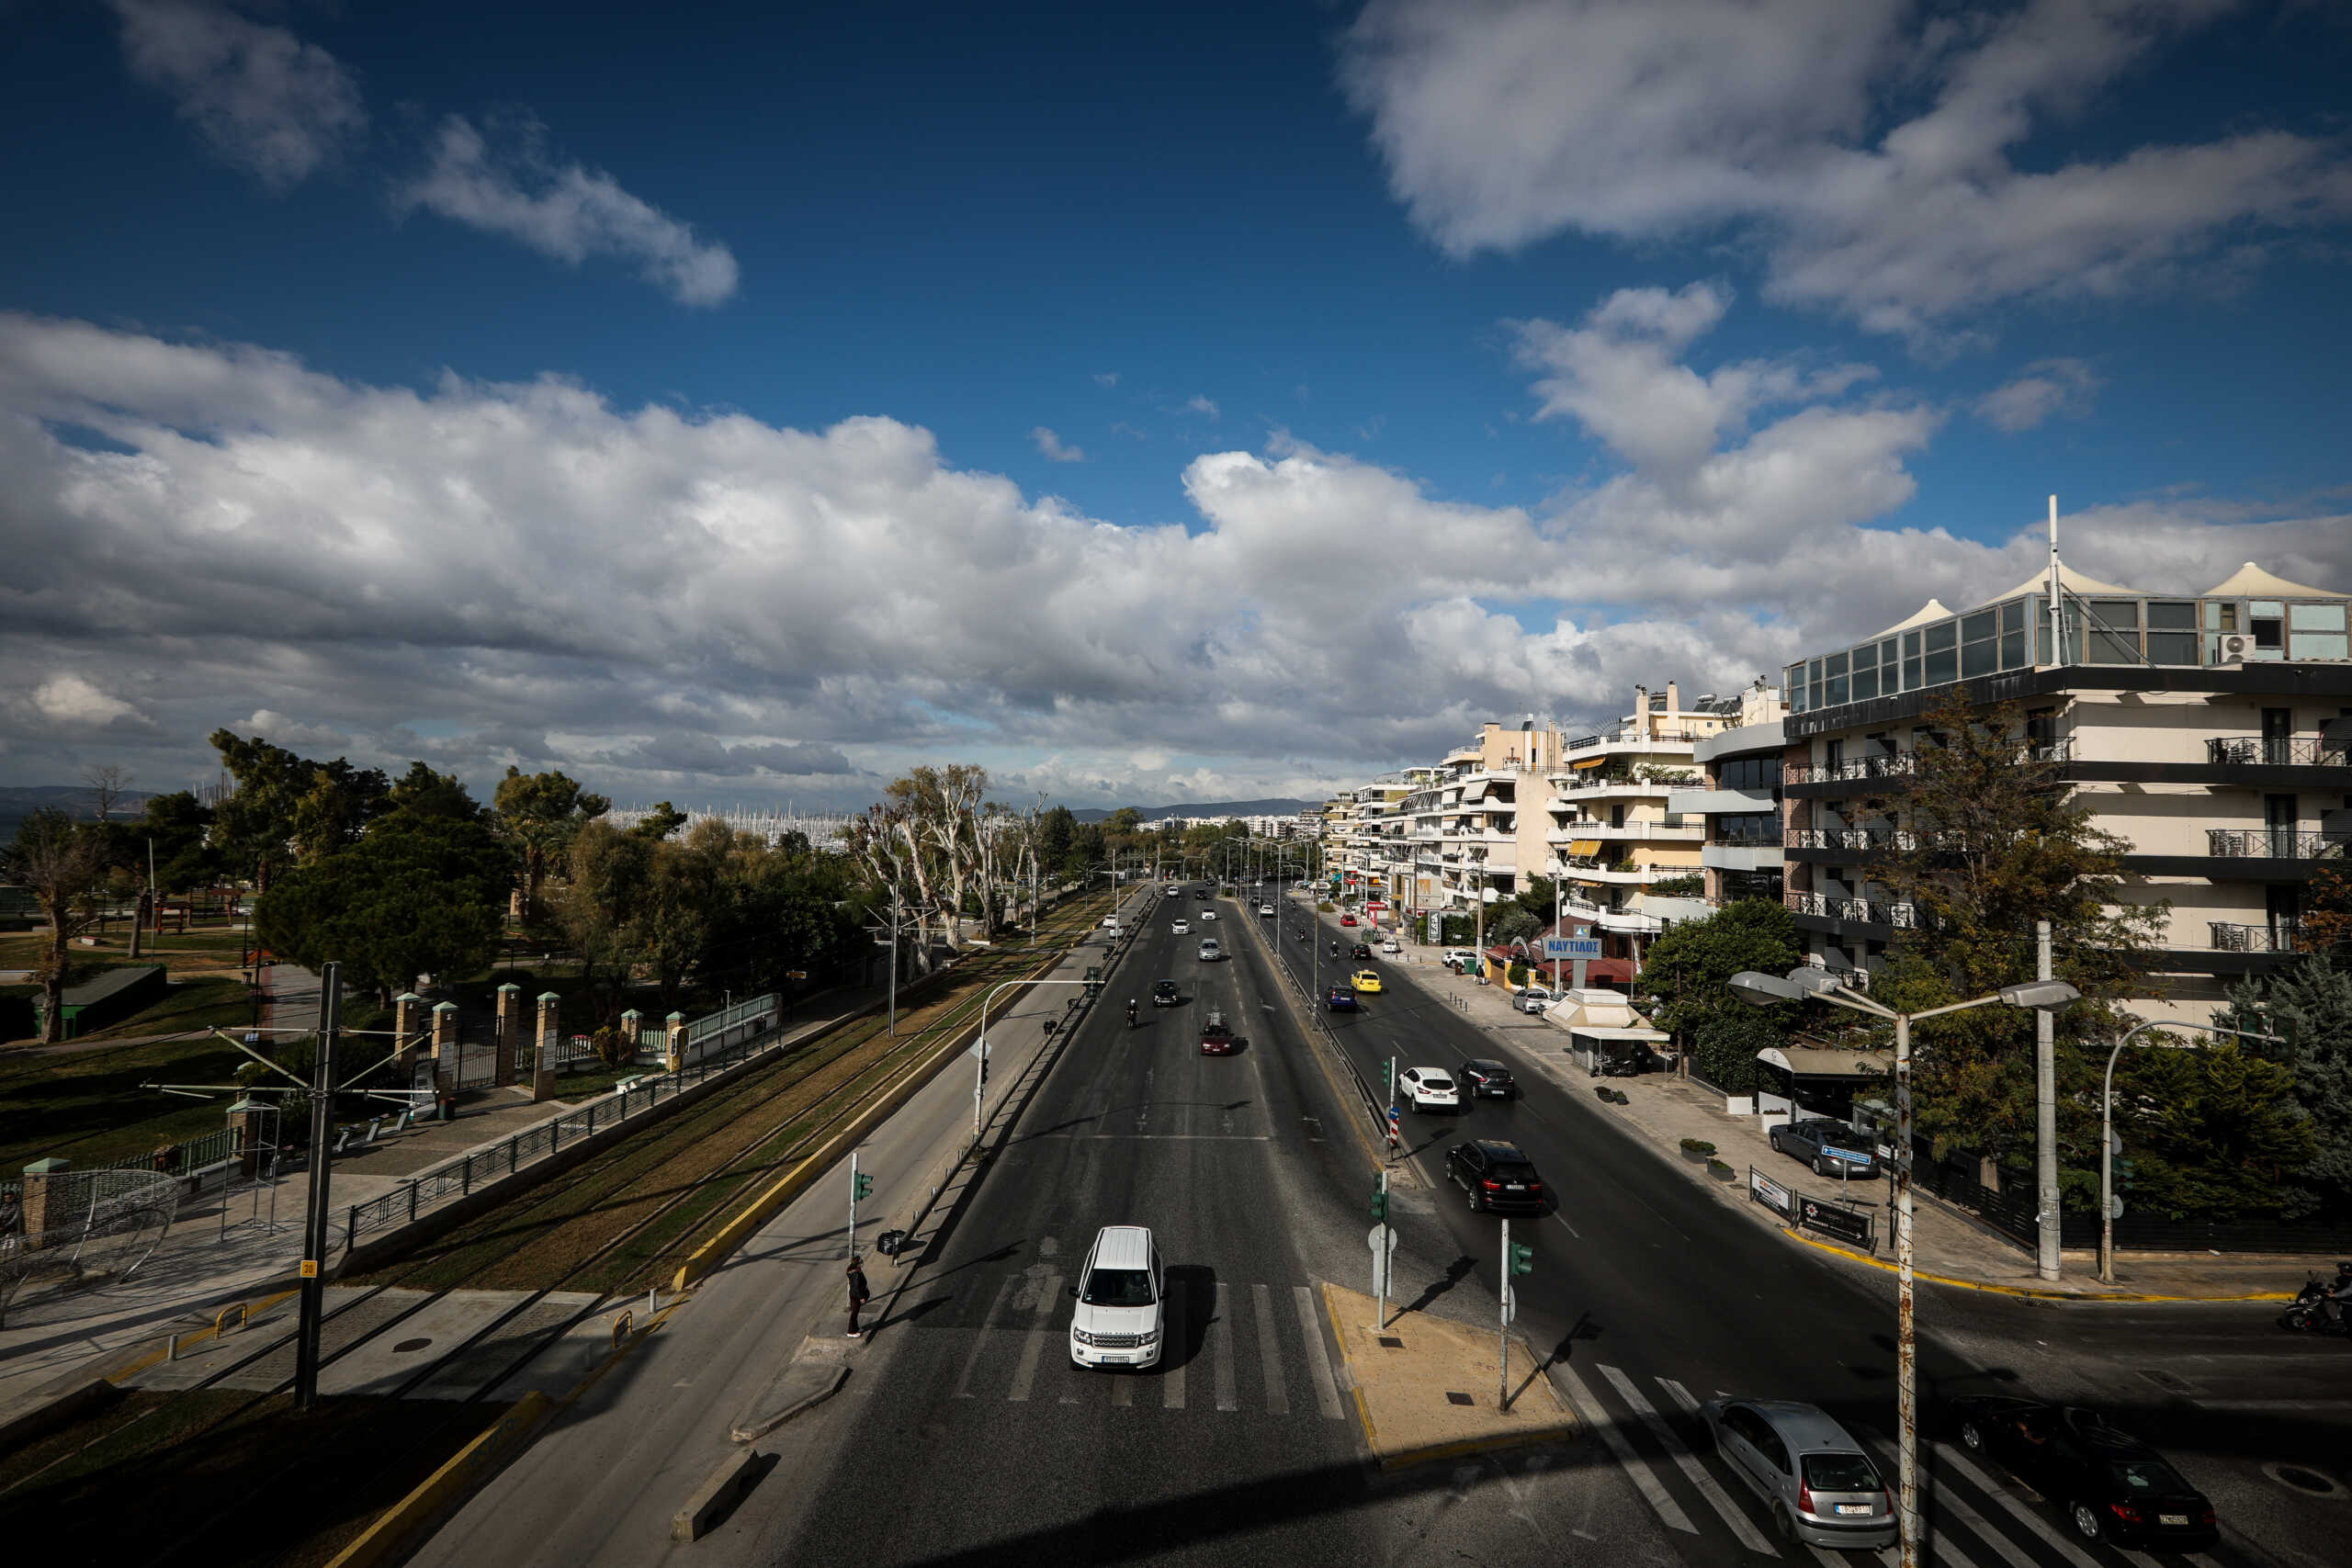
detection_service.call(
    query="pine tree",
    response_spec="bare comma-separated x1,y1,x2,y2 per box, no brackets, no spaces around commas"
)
2227,953,2352,1219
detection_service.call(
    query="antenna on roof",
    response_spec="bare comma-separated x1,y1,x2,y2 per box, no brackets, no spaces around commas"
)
2046,493,2065,669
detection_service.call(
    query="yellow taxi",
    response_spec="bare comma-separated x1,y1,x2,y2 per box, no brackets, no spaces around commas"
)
1350,967,1384,995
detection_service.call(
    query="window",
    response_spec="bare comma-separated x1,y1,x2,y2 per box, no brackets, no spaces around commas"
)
1081,1268,1156,1307
2290,602,2349,660
2146,600,2198,665
1999,598,2027,668
1803,1452,1883,1492
1902,629,1922,691
2251,600,2285,651
2086,599,2141,664
1962,609,1998,678
1922,622,1957,686
1825,650,1849,707
1785,662,1808,713
1851,641,1879,701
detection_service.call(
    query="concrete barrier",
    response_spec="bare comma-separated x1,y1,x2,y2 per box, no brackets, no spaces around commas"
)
673,1447,767,1541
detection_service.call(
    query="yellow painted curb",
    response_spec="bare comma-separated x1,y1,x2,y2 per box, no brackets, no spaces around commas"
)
1781,1228,2298,1303
322,1392,554,1568
670,944,1078,1292
1321,1281,1385,1457
106,1285,302,1385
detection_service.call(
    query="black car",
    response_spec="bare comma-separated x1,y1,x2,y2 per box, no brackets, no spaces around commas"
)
1351,942,1373,961
1770,1118,1879,1178
1445,1139,1546,1213
1948,1397,2218,1551
1150,979,1181,1008
1457,1059,1519,1100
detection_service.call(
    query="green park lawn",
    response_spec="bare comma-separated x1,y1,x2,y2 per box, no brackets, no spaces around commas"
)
0,1029,257,1175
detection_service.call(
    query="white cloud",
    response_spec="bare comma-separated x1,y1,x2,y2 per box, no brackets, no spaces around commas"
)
1,311,2342,806
1031,426,1085,463
1340,0,2352,337
1975,358,2102,433
109,0,367,190
1093,371,1120,388
1185,395,1219,419
395,115,740,307
34,675,143,728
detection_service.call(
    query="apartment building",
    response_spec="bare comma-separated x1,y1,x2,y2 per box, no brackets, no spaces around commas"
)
1400,719,1566,922
1544,684,1738,960
1670,682,1790,910
1780,559,2352,1021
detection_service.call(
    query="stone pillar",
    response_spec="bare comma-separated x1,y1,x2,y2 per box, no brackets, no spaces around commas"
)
621,1010,643,1051
393,992,424,1071
431,1001,460,1102
534,992,561,1102
665,1011,687,1073
493,983,521,1088
19,1158,68,1251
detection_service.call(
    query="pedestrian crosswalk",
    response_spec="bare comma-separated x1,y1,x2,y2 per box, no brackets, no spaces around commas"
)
1562,1360,2247,1568
946,1274,1348,1420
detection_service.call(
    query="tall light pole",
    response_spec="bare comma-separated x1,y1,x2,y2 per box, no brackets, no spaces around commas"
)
1729,967,2079,1568
2097,1016,2280,1282
975,976,1096,1136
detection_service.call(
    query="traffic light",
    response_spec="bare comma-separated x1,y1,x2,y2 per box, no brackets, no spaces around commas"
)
1508,1240,1533,1277
1370,1179,1389,1224
2112,1156,2135,1197
853,1170,873,1201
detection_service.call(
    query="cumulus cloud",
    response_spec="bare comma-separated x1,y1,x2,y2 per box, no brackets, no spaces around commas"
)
109,0,368,190
34,675,144,728
1975,358,2102,433
1,310,2343,806
1031,426,1085,463
395,114,740,306
1340,0,2352,337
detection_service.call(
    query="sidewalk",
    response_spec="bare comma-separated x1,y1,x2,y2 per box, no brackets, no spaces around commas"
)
1373,914,2318,1303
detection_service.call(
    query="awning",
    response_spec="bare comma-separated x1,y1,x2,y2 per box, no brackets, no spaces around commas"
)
1572,1024,1670,1043
1571,757,1608,770
1566,839,1601,856
1756,1045,1890,1078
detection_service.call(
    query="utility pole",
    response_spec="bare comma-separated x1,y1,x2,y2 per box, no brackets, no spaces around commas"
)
2034,919,2059,1281
888,885,901,1038
294,961,341,1410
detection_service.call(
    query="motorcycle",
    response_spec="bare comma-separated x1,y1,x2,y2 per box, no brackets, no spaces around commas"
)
1125,1001,1139,1029
2278,1265,2352,1334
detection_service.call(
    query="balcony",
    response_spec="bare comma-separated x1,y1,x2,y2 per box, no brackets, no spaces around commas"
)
1547,819,1703,843
2207,736,2348,767
2209,921,2304,953
1784,752,1916,787
2206,829,2348,860
1785,889,1917,929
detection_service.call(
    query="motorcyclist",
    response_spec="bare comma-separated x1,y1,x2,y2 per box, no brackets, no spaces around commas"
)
2324,1260,2352,1330
1125,998,1138,1028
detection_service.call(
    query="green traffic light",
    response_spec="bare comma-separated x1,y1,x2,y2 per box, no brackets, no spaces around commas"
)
854,1173,873,1200
1508,1241,1533,1276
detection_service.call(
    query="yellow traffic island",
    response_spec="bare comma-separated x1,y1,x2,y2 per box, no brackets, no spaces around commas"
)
1320,1281,1576,1472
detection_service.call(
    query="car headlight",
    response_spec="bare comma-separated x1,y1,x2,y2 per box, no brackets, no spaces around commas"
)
1137,1329,1159,1345
1071,1328,1095,1346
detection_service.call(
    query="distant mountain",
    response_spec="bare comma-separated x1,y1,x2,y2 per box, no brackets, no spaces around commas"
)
1069,797,1316,824
0,784,157,820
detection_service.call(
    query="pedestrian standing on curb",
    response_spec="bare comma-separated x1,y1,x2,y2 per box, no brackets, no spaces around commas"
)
846,1254,871,1338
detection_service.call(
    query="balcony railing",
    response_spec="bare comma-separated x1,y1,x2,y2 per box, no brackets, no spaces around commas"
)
2209,920,2304,953
2205,736,2352,768
2206,829,2349,860
1785,890,1917,928
1709,830,1784,849
1785,752,1916,786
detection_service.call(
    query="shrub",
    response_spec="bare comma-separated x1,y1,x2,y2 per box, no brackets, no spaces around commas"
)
593,1024,632,1069
1679,1137,1715,1156
1707,1157,1736,1179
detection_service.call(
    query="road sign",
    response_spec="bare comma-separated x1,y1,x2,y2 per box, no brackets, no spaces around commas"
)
1544,937,1602,959
1367,1224,1398,1256
2107,1129,2123,1156
967,1039,989,1060
2109,1195,2125,1219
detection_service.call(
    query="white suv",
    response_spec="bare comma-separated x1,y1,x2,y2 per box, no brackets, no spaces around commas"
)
1069,1225,1163,1370
1399,1067,1460,1112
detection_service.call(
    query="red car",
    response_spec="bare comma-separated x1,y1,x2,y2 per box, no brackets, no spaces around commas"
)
1200,1011,1239,1055
1340,914,1358,927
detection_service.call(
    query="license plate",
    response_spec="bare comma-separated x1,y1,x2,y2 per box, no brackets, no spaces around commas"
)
1835,1505,1871,1516
2159,1515,2188,1527
1503,1183,1523,1190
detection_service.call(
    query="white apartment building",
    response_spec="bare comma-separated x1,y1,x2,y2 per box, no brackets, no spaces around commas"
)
1670,682,1790,911
1545,683,1741,960
1396,718,1566,921
1780,559,2352,1021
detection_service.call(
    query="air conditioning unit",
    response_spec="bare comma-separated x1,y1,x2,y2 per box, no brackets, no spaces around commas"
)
2217,634,2253,663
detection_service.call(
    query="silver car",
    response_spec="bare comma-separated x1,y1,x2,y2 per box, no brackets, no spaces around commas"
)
1702,1398,1893,1550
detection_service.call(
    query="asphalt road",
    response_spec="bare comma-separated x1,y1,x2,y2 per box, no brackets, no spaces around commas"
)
1273,899,2352,1568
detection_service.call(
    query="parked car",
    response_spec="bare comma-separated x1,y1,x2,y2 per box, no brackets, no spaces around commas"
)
1702,1400,1894,1550
1456,1059,1518,1100
1948,1397,2218,1551
1068,1224,1164,1371
1398,1066,1459,1112
1517,985,1555,1015
1350,967,1383,994
1170,919,1191,935
1199,1010,1239,1055
1770,1118,1880,1179
1150,979,1180,1009
1445,1139,1545,1213
1380,938,1399,954
1327,987,1359,1012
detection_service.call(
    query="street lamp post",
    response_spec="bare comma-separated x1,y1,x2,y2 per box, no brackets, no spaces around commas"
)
1729,967,2079,1568
975,976,1102,1136
2097,1016,2281,1282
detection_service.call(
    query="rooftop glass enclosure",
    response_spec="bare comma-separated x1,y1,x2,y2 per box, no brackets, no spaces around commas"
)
1785,591,2352,715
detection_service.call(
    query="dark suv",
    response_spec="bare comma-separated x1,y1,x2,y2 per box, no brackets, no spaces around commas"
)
1445,1139,1546,1213
1150,979,1180,1009
1457,1060,1518,1100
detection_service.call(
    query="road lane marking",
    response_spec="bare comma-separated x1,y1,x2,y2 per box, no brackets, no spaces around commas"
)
1599,1363,1778,1555
1552,1361,1698,1535
1853,1427,2036,1568
1112,1369,1134,1407
1292,1285,1345,1420
1551,1213,1582,1240
1930,1439,2103,1568
952,1276,1017,1400
1250,1282,1288,1416
1164,1280,1187,1410
1004,1271,1063,1403
1212,1280,1238,1411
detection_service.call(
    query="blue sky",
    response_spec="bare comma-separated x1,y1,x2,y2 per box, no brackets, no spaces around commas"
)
4,1,2350,810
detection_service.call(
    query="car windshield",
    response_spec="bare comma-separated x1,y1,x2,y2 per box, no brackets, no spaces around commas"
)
1489,1164,1536,1182
2109,1459,2190,1495
1081,1268,1155,1307
1422,1075,1453,1089
1802,1452,1881,1491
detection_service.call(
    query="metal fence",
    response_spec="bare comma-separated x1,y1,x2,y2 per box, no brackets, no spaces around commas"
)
681,992,780,1060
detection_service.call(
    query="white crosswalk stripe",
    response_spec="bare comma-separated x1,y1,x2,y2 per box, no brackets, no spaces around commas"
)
1598,1362,1780,1556
1852,1426,2027,1568
1552,1361,1699,1535
1004,1271,1063,1403
1292,1284,1347,1420
1931,1439,2106,1568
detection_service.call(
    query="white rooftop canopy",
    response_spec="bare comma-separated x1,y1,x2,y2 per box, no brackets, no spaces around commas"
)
1969,563,2146,612
1872,598,1953,638
2201,561,2347,600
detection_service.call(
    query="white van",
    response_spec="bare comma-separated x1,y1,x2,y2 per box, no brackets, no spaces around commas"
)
1069,1224,1163,1369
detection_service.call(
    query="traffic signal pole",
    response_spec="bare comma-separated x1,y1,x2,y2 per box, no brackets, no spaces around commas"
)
293,962,340,1411
1501,1222,1532,1411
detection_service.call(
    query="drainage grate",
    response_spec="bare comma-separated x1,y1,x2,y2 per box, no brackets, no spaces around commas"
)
1446,1391,1476,1406
2264,1462,2345,1498
392,1337,433,1353
1378,1336,1406,1349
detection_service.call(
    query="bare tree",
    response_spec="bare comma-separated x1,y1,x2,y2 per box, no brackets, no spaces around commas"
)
84,763,132,822
4,811,107,1043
